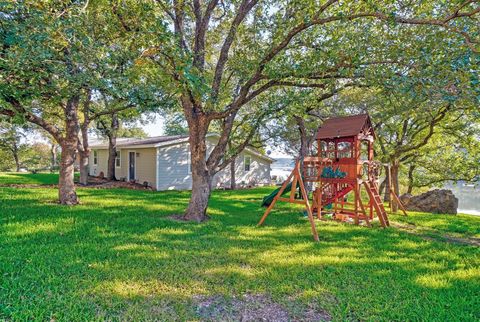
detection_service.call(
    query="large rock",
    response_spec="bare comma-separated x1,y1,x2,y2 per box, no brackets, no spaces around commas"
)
400,189,458,214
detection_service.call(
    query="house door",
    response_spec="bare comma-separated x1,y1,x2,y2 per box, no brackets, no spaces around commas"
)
128,152,135,181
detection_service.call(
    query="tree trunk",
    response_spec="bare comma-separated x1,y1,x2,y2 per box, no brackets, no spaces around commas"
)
230,157,236,190
379,177,386,197
107,135,116,180
106,113,119,181
78,123,90,185
78,150,89,185
184,136,212,221
59,140,78,205
58,96,80,205
295,116,313,192
227,141,236,190
407,163,415,194
391,161,400,212
185,167,213,222
383,165,391,202
14,154,20,172
295,116,309,160
12,146,20,172
51,143,58,168
183,106,212,222
78,88,91,185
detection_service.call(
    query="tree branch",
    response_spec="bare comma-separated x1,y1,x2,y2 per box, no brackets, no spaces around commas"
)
211,0,258,102
172,0,189,52
1,96,63,143
193,0,219,70
234,3,479,112
395,104,452,156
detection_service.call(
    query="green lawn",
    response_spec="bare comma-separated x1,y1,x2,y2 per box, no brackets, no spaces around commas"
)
0,172,77,185
0,179,479,320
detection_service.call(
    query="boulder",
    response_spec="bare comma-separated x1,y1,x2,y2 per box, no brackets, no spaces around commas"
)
400,189,458,214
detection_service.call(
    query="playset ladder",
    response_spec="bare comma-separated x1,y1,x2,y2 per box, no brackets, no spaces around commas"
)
363,180,389,227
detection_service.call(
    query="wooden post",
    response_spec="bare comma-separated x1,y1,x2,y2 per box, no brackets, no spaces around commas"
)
297,169,319,242
258,161,319,242
369,199,373,219
290,175,298,202
391,191,408,216
317,182,323,220
355,185,371,227
353,182,359,225
334,183,338,214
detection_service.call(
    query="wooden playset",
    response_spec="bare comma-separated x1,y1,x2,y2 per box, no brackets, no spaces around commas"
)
259,114,407,241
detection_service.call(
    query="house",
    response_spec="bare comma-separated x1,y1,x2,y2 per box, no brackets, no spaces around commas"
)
88,133,274,190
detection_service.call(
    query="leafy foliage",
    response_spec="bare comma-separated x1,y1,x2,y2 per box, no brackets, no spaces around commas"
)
163,112,189,136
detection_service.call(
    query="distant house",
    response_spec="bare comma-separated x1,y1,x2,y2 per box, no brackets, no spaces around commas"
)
88,133,274,190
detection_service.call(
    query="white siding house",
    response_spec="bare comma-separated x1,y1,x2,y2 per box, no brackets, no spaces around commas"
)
89,134,274,191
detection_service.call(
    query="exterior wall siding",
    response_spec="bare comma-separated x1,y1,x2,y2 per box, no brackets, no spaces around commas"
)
127,148,157,188
88,147,157,189
156,143,192,190
88,136,272,191
88,149,108,177
213,151,271,188
116,149,128,180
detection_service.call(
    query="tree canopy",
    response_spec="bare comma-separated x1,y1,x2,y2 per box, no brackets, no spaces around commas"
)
0,0,479,217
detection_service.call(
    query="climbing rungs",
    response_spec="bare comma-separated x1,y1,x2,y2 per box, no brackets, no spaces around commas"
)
363,180,390,227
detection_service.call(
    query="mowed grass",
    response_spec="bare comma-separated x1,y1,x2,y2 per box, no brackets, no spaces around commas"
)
0,178,479,320
0,172,79,185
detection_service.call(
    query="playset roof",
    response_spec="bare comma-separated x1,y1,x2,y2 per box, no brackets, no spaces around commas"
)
315,114,375,140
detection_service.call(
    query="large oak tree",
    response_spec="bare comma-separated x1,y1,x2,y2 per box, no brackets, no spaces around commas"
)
0,1,150,203
124,0,479,221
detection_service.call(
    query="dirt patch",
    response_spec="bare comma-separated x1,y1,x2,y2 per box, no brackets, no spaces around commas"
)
392,222,480,247
194,294,331,321
299,306,332,322
83,177,154,190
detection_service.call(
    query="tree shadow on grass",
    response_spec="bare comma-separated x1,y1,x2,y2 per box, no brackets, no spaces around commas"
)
391,211,480,239
1,187,479,320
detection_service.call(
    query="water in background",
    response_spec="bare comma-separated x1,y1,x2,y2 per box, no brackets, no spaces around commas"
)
270,158,479,215
270,158,295,182
448,184,480,216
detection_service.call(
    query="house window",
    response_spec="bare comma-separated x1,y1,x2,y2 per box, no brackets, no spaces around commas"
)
244,155,251,172
115,151,121,167
93,150,98,165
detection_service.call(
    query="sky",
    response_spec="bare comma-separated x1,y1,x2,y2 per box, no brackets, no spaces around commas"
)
140,116,165,136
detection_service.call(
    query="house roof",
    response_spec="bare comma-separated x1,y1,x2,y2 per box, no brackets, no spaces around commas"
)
119,135,188,147
89,135,188,149
315,114,375,140
90,133,275,163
